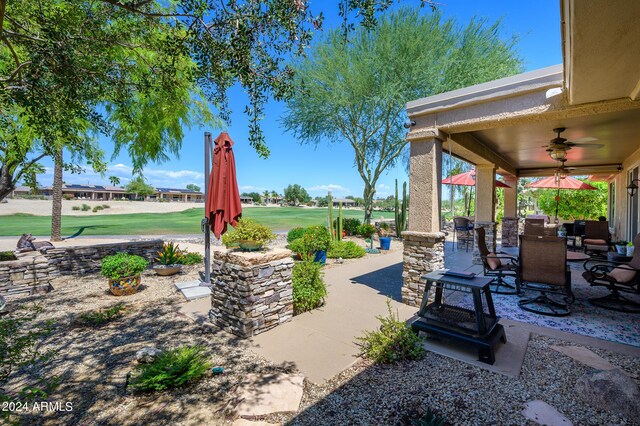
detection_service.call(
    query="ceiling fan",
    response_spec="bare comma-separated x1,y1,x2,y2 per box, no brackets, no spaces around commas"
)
545,127,604,161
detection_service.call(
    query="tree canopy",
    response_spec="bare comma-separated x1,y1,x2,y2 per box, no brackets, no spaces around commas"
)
186,184,201,192
284,184,311,205
532,180,608,220
281,8,523,223
125,176,156,198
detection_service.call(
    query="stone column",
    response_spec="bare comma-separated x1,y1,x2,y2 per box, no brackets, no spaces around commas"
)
501,175,519,247
209,248,294,337
473,165,496,264
401,132,445,307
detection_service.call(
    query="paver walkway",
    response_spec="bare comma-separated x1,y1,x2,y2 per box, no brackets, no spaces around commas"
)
250,250,416,383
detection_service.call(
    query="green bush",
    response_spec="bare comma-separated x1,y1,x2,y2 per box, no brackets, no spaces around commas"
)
0,251,17,262
76,303,126,327
128,346,211,392
301,225,331,252
100,252,148,280
357,300,424,364
92,205,104,213
101,204,110,209
357,224,377,238
179,251,203,265
72,206,81,211
156,242,184,265
221,218,275,248
342,218,362,236
288,238,309,258
81,204,90,211
292,260,327,314
287,227,306,243
327,240,366,259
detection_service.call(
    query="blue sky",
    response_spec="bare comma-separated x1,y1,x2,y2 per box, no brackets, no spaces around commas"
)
38,0,561,199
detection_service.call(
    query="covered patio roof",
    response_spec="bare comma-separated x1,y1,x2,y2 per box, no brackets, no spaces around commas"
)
405,0,640,178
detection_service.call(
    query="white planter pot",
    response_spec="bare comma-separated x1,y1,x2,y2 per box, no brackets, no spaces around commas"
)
627,246,635,257
616,245,627,255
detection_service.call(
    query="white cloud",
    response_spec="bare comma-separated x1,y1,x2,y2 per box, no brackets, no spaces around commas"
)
377,183,390,190
239,185,268,192
306,184,350,194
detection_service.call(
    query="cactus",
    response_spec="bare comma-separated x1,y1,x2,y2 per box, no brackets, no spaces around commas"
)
328,192,334,241
395,179,408,237
338,201,343,241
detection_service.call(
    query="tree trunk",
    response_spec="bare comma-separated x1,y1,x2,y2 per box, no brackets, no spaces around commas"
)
363,183,376,224
51,147,63,242
0,164,15,202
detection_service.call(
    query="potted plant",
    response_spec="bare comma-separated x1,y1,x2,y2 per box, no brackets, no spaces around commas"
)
614,240,628,255
101,252,148,296
221,218,275,251
557,224,567,238
358,224,377,239
627,241,635,257
378,222,392,250
305,225,331,264
154,242,184,276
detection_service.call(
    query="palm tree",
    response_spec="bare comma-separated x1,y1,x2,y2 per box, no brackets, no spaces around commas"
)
271,190,278,202
51,146,63,242
109,176,121,187
262,190,270,204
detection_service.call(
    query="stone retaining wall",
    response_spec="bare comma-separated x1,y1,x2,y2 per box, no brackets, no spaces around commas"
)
501,217,519,247
209,248,294,338
401,231,445,307
0,240,163,298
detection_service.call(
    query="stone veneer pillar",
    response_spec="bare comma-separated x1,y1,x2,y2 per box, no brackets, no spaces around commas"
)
401,231,446,307
209,248,294,338
401,131,445,307
501,217,519,247
473,221,497,264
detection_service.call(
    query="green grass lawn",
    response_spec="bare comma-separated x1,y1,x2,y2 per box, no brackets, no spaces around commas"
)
0,207,390,237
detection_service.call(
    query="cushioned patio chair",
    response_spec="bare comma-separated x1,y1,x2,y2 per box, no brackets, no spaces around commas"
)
582,220,611,256
523,218,546,236
476,227,519,294
518,235,574,316
453,216,473,252
582,233,640,313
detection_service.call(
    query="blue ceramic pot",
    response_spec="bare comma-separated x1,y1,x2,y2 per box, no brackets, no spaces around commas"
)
314,250,327,264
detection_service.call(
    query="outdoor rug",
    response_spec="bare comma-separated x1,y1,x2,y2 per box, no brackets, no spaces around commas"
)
456,275,640,348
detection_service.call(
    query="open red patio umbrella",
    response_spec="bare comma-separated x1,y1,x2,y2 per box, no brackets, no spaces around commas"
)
442,169,511,215
202,132,242,285
526,176,598,221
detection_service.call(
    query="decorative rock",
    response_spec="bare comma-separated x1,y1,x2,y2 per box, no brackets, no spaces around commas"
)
522,400,573,426
136,347,163,364
550,345,616,371
575,369,640,420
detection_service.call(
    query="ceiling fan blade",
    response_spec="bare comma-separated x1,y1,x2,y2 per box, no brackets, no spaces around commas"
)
565,142,604,148
568,136,598,143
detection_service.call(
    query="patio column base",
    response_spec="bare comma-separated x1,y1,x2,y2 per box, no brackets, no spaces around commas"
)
473,222,497,264
209,248,294,338
501,217,519,247
401,231,445,307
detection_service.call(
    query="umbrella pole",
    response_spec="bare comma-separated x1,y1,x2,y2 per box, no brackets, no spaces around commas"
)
555,187,560,222
202,132,212,286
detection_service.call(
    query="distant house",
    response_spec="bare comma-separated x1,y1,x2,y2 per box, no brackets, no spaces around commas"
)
331,198,357,208
27,184,204,202
7,186,33,198
154,187,204,202
240,195,254,204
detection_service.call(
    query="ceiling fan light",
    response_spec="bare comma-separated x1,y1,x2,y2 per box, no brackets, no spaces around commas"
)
548,149,567,161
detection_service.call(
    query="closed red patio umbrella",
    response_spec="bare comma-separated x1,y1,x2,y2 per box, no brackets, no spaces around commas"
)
206,132,242,238
442,169,511,215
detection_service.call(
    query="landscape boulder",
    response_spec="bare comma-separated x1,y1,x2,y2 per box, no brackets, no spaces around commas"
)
575,368,640,420
136,347,163,364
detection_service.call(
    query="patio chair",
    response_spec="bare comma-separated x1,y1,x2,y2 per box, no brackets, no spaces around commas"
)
518,235,574,316
523,218,546,236
476,226,519,294
453,217,473,251
582,220,611,256
582,233,640,313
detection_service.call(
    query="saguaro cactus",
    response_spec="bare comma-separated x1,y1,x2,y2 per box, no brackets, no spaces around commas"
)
337,201,343,241
328,192,334,241
395,179,407,237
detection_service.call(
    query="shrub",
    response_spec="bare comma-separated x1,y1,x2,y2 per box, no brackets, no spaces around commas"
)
101,204,110,209
0,251,17,262
81,204,90,211
156,242,184,265
288,238,309,259
62,194,73,200
287,227,306,243
342,218,362,236
100,253,148,280
128,346,211,392
92,205,104,213
357,224,377,238
357,300,424,364
179,251,203,265
301,225,331,252
292,260,327,314
327,240,366,259
76,303,126,327
72,206,81,211
221,218,275,248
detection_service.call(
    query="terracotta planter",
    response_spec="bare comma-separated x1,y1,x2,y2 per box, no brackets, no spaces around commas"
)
109,275,142,296
153,265,182,276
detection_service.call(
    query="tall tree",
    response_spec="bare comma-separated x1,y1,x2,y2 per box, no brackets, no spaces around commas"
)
125,176,155,200
532,181,607,220
109,176,121,187
284,184,311,205
186,183,201,192
282,8,522,223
